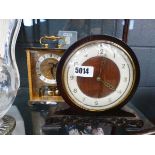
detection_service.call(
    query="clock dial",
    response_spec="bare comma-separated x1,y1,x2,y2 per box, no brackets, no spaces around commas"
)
77,56,120,98
57,35,140,112
26,48,65,102
36,53,61,85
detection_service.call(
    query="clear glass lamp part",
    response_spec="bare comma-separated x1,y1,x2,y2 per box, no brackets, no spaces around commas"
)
0,19,21,120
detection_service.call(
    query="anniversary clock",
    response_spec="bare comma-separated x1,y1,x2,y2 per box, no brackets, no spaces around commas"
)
56,35,140,112
27,36,65,103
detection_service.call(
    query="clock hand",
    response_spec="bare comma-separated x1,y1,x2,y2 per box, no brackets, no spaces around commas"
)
49,63,57,79
47,70,53,78
98,57,106,77
47,70,51,75
96,77,116,91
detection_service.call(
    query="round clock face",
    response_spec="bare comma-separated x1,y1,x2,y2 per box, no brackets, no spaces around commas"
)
36,53,61,85
56,35,140,112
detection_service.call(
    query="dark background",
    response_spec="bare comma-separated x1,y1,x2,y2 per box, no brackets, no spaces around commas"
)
14,19,155,134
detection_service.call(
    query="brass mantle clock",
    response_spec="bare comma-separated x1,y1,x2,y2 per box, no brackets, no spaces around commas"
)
26,36,65,103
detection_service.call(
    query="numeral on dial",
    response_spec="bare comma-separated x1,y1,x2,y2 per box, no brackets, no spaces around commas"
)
108,98,112,102
82,98,86,102
94,101,98,105
73,89,77,93
98,49,105,55
124,77,128,82
84,53,88,57
113,52,115,58
70,75,74,80
74,62,78,66
117,90,122,94
122,64,125,69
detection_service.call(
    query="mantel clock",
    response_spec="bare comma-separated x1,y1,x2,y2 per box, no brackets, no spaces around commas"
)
56,35,140,112
26,36,65,103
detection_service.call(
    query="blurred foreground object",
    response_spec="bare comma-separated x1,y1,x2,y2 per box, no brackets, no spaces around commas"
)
0,19,21,134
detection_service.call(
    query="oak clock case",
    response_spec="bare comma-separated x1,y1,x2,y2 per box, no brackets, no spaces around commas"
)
27,48,65,102
56,35,140,112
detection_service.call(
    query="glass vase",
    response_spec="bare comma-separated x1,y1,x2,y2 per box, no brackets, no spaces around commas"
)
0,19,21,134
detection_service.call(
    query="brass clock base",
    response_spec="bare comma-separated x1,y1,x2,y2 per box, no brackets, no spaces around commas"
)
0,115,16,135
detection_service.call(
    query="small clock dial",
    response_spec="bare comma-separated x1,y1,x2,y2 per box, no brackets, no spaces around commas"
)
36,53,61,85
57,35,140,112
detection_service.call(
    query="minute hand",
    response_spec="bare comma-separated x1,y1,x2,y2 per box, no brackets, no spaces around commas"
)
96,77,116,91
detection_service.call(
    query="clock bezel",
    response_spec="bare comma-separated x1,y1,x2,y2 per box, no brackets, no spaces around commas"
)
36,53,61,85
56,35,140,112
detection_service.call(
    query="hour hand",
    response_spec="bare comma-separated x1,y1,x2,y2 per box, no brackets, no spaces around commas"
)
96,77,116,91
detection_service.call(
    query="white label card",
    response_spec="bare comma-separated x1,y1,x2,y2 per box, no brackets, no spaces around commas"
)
74,66,94,77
